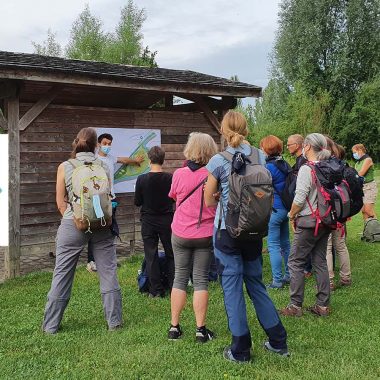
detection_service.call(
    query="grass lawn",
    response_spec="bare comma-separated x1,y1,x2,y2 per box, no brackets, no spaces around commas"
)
1,182,379,379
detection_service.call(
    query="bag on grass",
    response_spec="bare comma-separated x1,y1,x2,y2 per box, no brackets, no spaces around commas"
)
137,251,170,293
362,218,380,243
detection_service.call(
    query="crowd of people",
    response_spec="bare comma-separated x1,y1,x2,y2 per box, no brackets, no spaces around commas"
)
42,110,378,363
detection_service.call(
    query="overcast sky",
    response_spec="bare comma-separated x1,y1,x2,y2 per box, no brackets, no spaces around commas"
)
0,0,281,93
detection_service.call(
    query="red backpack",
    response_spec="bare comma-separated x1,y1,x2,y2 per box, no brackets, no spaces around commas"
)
306,159,351,236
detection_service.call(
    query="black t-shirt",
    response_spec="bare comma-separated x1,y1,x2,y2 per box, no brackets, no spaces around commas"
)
134,172,174,217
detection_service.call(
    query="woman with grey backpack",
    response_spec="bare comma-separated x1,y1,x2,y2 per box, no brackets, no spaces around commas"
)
42,127,122,334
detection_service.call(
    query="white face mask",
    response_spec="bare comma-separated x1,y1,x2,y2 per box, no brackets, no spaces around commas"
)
302,147,308,160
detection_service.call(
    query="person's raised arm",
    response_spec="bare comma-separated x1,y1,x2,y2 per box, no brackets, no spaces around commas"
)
204,173,219,207
56,163,67,216
117,155,144,166
358,157,373,177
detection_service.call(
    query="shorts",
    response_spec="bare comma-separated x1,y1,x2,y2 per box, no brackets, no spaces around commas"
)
363,181,378,204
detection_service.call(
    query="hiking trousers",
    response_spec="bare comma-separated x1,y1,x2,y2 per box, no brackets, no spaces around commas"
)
288,226,330,307
326,229,351,281
214,241,287,361
42,219,122,333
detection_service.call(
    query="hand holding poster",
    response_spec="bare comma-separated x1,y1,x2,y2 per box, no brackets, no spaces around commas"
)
95,128,161,193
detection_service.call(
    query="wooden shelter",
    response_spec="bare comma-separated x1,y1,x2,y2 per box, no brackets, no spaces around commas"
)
0,51,262,279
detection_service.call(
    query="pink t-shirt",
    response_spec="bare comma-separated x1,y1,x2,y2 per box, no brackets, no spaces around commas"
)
169,167,216,239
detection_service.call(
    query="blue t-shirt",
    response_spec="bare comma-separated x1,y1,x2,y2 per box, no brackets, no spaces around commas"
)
206,143,266,229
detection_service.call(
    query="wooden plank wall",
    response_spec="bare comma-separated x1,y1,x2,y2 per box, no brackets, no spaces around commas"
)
19,104,219,256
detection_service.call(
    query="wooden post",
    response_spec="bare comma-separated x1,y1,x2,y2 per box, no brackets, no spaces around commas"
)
5,95,20,278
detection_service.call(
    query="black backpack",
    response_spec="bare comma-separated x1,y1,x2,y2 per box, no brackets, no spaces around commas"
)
342,163,364,217
137,251,170,293
266,157,293,211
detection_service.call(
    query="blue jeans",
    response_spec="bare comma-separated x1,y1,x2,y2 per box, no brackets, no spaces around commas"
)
267,209,290,285
214,232,287,361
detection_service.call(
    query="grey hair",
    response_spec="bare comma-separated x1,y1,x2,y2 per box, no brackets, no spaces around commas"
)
288,134,304,146
304,133,331,161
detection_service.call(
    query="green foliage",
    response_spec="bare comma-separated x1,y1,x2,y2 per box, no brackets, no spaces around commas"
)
31,29,62,57
66,5,106,60
32,1,157,67
338,75,380,159
250,0,379,161
1,193,380,379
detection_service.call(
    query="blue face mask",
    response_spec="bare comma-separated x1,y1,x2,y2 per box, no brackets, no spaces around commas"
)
100,146,111,155
353,152,360,160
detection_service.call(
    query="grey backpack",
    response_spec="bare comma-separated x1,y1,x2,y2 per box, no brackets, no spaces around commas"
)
219,147,274,241
362,218,380,243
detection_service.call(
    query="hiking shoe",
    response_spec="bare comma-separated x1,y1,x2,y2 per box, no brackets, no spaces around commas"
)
339,278,352,287
86,261,97,272
267,282,284,289
223,346,250,363
264,341,290,357
108,324,122,332
304,271,312,278
279,304,303,317
196,326,215,343
168,325,183,340
330,280,336,291
307,304,330,317
282,276,291,285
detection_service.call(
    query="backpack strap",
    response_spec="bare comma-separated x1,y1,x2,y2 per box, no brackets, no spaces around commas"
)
178,177,207,208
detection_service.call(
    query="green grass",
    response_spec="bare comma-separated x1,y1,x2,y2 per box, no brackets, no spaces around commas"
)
1,185,379,379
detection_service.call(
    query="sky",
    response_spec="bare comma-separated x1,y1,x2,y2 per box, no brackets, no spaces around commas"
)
0,0,281,93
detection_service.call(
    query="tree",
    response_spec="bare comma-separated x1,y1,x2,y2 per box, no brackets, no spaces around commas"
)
339,75,380,160
65,4,106,61
273,0,380,101
31,1,157,67
247,0,380,158
32,29,62,57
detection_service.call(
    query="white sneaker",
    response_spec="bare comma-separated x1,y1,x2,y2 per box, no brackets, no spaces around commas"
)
87,261,97,272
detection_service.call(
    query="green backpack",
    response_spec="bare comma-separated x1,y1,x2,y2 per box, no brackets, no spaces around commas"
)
362,218,380,243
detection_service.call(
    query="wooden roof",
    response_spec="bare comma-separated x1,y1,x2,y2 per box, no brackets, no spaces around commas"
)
0,51,262,98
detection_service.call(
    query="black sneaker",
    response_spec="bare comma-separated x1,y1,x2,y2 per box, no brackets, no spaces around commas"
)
263,341,290,357
195,326,215,343
168,325,182,340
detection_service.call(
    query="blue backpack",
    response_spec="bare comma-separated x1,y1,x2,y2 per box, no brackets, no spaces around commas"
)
137,251,169,293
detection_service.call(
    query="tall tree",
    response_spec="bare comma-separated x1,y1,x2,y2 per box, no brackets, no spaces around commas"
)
104,0,157,66
32,29,62,57
65,4,106,61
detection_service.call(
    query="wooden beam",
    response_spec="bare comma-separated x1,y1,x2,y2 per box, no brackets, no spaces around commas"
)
19,85,62,131
192,96,222,134
0,109,7,130
0,68,262,98
5,95,20,279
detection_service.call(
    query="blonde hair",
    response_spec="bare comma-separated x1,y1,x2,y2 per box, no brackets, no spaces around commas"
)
183,132,218,165
352,143,366,153
221,110,248,148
